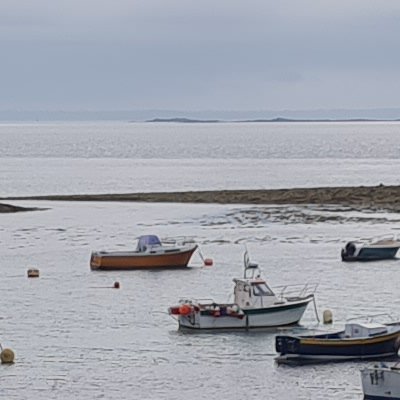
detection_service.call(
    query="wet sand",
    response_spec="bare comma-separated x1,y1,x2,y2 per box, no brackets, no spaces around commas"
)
1,184,400,212
0,203,40,213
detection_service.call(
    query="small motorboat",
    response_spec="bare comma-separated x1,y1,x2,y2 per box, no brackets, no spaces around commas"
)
341,236,400,262
275,321,400,364
90,235,198,270
168,251,318,331
361,363,400,399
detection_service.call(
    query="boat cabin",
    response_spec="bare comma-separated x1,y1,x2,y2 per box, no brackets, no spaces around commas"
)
344,323,388,338
233,278,279,309
136,235,162,252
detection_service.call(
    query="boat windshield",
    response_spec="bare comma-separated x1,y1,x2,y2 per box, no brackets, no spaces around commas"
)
137,235,162,252
252,282,274,296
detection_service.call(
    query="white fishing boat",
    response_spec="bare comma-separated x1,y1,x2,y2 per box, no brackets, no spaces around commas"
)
361,363,400,399
168,252,318,330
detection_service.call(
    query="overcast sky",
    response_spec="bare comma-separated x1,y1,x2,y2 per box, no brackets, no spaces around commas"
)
1,0,400,112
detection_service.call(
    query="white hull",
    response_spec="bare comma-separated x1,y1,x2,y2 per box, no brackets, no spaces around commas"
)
178,300,310,330
361,368,400,399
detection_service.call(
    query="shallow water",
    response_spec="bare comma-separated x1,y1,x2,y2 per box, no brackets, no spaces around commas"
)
1,201,400,399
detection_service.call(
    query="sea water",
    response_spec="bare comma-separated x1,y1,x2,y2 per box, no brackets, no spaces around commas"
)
1,122,400,399
0,121,400,196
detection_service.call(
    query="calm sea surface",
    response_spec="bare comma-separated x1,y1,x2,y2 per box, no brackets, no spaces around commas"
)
0,121,400,195
1,122,400,399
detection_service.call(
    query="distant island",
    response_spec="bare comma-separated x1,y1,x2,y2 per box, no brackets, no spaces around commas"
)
2,108,400,122
146,117,220,123
146,117,400,123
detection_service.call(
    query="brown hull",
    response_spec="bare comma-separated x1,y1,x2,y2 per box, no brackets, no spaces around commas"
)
90,246,197,270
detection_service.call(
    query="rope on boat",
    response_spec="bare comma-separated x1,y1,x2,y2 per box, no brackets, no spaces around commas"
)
197,248,213,266
312,296,320,323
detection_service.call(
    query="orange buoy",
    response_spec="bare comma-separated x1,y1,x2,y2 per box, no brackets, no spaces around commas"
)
27,268,40,278
113,281,120,289
178,304,192,316
204,258,213,267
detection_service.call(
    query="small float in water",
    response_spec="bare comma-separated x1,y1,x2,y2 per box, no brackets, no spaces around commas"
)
168,251,318,331
341,235,400,262
275,318,400,364
90,235,199,270
361,363,400,399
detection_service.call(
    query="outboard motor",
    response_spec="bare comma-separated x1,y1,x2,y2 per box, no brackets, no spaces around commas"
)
345,242,356,256
341,241,356,260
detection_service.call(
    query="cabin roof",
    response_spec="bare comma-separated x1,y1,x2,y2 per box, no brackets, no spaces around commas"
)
137,235,162,250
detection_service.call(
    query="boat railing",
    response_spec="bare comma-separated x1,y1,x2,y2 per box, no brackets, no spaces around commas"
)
346,313,396,323
178,298,216,305
162,236,197,246
275,283,319,300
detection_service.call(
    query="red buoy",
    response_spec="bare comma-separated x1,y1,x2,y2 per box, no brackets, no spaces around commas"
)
204,258,213,267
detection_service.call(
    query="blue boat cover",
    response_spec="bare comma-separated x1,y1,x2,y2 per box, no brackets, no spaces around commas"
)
137,235,162,252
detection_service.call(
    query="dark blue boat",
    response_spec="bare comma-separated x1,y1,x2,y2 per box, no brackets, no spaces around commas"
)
341,238,400,262
275,322,400,364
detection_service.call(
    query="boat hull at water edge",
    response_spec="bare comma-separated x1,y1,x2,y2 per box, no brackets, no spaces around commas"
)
90,245,197,270
342,247,399,262
178,297,312,331
361,367,400,400
276,326,400,364
341,239,400,262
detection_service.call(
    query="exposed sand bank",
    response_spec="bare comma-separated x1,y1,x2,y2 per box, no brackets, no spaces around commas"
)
2,185,400,212
0,203,40,213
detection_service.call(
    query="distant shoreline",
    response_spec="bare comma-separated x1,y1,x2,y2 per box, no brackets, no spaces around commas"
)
146,117,400,123
2,185,400,212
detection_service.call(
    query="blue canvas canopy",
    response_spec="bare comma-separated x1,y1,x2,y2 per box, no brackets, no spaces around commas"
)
137,235,162,252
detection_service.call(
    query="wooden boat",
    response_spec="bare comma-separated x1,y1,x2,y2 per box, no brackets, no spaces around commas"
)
361,363,400,399
90,235,198,270
275,321,400,364
168,251,318,331
341,236,400,262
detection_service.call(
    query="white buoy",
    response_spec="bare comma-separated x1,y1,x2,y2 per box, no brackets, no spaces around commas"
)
323,309,333,324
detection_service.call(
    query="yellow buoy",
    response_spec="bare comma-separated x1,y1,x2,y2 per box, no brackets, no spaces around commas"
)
323,309,333,324
1,348,15,364
27,268,40,278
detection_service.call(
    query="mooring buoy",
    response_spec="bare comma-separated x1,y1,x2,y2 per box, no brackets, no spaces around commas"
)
27,268,40,278
204,258,213,267
323,309,333,324
1,348,15,364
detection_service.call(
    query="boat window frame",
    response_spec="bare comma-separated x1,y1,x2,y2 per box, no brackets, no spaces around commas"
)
252,282,275,297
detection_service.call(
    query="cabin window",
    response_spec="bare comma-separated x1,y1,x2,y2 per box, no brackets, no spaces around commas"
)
252,283,274,296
